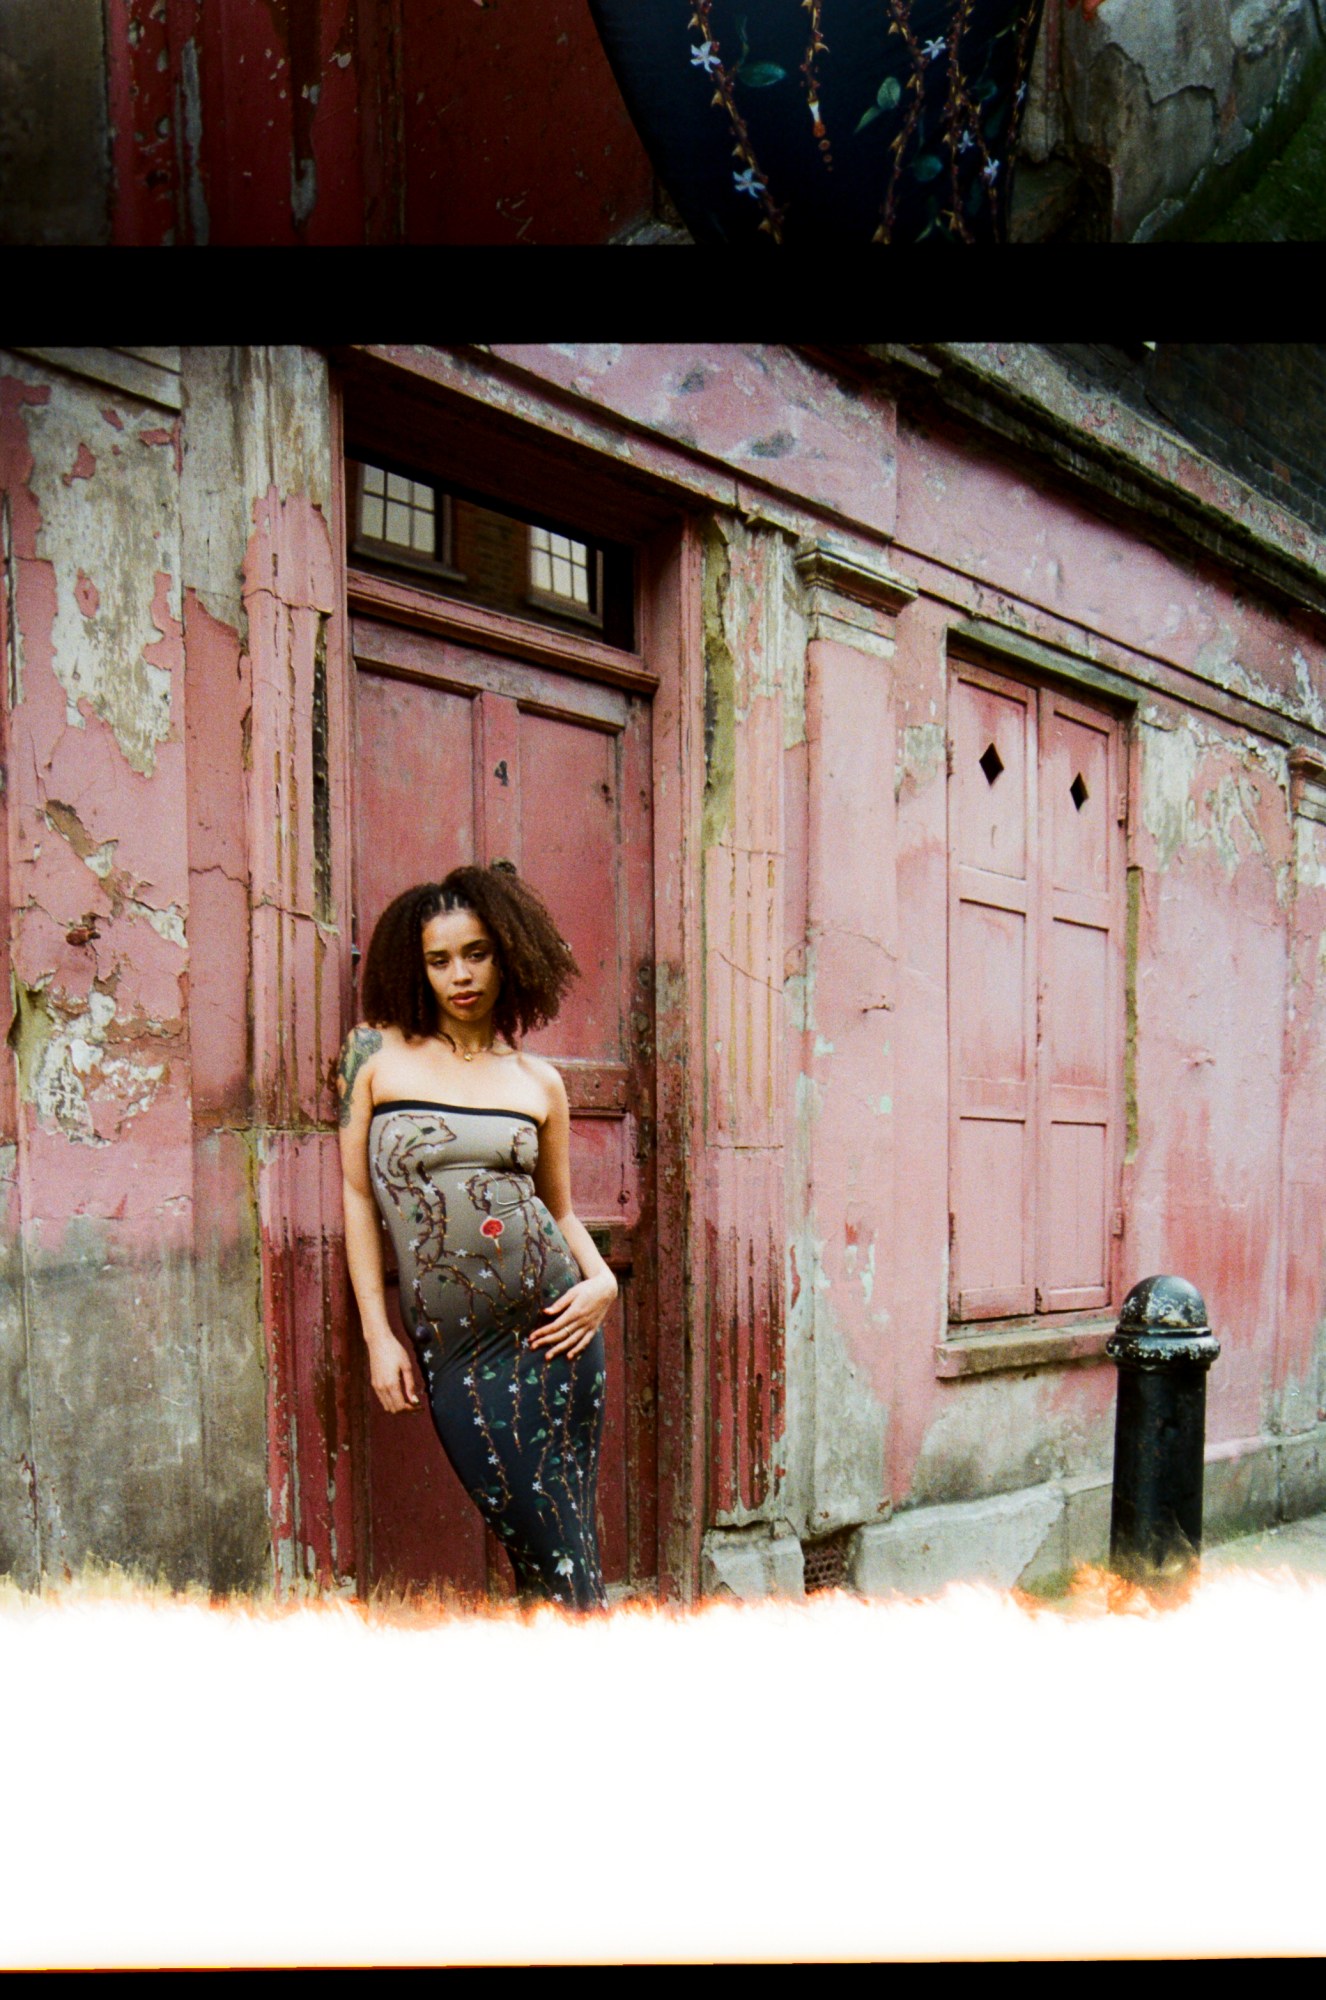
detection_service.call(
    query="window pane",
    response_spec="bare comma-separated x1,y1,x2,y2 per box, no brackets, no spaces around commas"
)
386,472,412,502
386,500,412,544
530,523,592,607
360,493,385,540
362,464,385,496
412,511,435,555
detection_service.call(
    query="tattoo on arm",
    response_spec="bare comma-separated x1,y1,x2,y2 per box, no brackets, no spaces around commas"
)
337,1027,382,1127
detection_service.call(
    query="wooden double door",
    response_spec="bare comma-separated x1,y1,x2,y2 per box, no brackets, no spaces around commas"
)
351,611,658,1599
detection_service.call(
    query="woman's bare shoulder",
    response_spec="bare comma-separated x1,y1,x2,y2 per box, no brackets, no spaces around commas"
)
336,1022,398,1123
340,1020,403,1060
511,1050,567,1116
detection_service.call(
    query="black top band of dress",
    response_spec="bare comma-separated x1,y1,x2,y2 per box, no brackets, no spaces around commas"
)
370,1099,539,1125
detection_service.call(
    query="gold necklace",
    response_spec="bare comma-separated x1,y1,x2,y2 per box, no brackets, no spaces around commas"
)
440,1030,492,1064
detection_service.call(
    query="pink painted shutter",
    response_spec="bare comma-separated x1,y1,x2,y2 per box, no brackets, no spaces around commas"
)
1035,688,1124,1311
949,665,1038,1319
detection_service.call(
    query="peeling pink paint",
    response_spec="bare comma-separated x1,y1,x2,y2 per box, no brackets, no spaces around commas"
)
489,345,900,540
895,414,1323,720
804,632,897,1414
63,443,96,487
183,587,251,1119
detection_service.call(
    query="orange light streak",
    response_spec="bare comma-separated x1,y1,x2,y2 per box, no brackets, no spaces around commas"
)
2,1569,1324,1966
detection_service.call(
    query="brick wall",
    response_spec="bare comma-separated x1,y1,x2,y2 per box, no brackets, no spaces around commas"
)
1051,345,1326,538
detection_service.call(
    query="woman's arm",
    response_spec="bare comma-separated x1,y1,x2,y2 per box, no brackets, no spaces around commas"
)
529,1062,618,1361
337,1025,420,1414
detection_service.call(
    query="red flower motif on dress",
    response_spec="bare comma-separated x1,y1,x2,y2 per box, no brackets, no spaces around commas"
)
480,1217,504,1239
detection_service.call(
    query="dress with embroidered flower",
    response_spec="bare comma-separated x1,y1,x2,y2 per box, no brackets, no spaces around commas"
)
586,0,1046,245
369,1100,607,1611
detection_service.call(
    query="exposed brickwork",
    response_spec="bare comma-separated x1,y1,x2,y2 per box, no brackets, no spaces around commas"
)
1049,344,1326,540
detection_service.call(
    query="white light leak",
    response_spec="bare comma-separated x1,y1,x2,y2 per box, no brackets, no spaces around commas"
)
4,1569,1326,1966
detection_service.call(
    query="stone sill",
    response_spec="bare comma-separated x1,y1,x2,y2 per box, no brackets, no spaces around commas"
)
936,1320,1115,1378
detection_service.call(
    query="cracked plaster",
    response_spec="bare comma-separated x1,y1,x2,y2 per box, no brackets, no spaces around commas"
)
1140,711,1290,887
14,361,177,775
1059,0,1323,238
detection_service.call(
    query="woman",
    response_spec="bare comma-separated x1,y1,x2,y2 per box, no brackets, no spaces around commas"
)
337,864,617,1612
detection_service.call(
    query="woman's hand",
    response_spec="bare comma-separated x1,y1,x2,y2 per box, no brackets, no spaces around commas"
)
528,1271,618,1361
366,1330,422,1414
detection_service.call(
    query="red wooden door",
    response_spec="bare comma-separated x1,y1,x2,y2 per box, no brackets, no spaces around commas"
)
350,613,657,1601
106,0,653,245
948,663,1125,1322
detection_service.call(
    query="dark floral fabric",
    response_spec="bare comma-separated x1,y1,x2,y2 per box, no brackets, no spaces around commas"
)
587,0,1045,243
369,1101,607,1612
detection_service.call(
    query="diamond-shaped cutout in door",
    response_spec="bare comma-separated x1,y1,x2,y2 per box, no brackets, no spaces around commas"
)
1070,773,1089,811
979,743,1004,785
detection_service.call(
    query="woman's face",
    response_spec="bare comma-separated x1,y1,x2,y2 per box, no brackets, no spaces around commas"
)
421,906,502,1036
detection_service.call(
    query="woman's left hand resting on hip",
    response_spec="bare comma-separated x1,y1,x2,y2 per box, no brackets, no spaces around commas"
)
528,1270,618,1361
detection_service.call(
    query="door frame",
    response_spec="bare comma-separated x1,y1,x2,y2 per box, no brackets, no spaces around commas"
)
327,372,709,1599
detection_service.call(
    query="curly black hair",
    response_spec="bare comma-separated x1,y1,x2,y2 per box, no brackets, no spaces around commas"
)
360,863,580,1045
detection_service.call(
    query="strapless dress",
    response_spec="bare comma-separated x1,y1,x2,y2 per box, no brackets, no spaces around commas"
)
369,1100,607,1611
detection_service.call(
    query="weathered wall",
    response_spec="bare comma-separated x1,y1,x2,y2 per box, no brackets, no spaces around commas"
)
478,344,1326,1600
1279,752,1326,1509
867,400,1326,1583
0,0,109,245
1019,0,1325,238
6,343,1326,1608
1,346,353,1593
1077,343,1326,539
1,353,205,1582
176,346,354,1590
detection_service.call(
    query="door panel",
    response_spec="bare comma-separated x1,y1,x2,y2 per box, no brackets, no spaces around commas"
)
517,706,622,1059
350,612,656,1598
1045,1122,1108,1291
949,666,1037,1318
1037,689,1121,1312
356,673,477,906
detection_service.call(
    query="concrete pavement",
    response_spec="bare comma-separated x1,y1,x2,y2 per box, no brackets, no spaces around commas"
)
1201,1508,1326,1576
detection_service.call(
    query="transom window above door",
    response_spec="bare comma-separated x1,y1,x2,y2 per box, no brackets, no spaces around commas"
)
357,464,452,565
346,458,632,649
528,525,597,616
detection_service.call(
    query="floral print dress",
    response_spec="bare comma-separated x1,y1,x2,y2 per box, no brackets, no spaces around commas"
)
369,1101,607,1611
587,0,1046,243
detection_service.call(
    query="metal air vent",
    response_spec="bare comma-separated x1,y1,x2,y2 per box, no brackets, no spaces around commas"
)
802,1527,854,1594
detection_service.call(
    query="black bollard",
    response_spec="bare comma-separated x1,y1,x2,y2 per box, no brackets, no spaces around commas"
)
1106,1275,1221,1597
